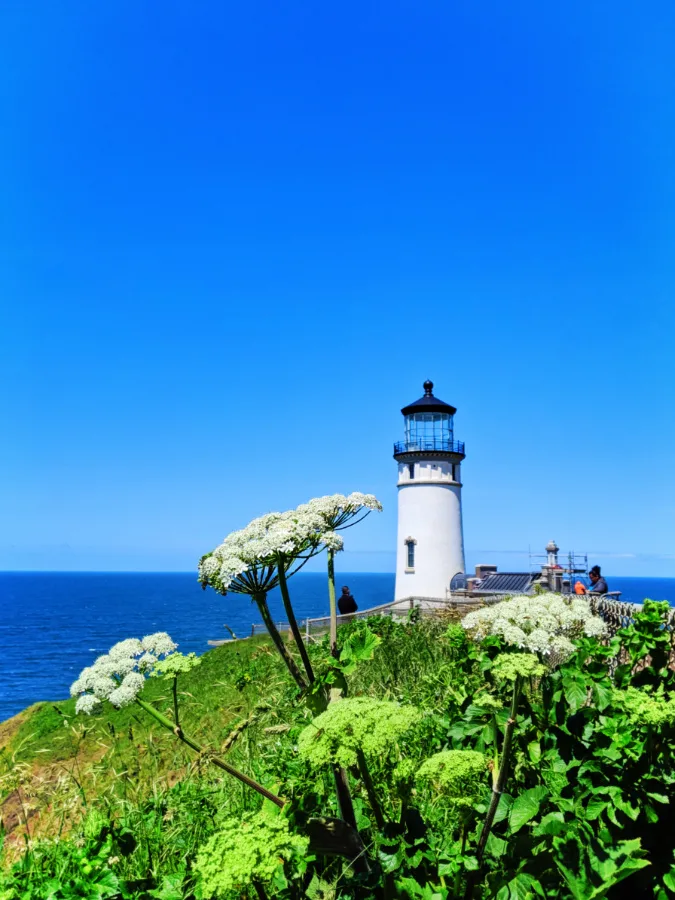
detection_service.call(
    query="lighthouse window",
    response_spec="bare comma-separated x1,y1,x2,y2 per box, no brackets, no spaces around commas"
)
406,540,415,569
408,463,414,479
405,413,453,450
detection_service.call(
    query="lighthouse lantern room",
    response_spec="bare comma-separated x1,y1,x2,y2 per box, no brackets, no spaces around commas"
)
393,381,466,602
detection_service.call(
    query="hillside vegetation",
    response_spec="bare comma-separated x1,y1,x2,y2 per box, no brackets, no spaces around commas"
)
2,600,675,899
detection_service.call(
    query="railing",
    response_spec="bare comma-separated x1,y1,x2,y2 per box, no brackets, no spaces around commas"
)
393,439,465,455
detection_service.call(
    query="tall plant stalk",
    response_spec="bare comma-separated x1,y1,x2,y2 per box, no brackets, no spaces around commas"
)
134,695,285,808
356,748,386,830
253,592,307,690
327,548,338,658
465,676,522,898
277,557,314,683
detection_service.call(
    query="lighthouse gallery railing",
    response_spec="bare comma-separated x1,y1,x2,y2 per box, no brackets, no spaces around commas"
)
393,438,465,455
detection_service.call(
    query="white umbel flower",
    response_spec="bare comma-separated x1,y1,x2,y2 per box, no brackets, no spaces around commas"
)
71,631,180,714
141,633,177,656
75,694,101,715
462,592,606,663
109,672,146,709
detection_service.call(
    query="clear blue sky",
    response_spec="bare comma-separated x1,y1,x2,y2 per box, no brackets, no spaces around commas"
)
1,1,674,576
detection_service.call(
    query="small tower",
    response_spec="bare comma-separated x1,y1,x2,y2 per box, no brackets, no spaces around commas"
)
546,540,559,568
393,381,466,602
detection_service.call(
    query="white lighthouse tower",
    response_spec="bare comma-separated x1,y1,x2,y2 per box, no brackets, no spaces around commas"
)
394,381,466,602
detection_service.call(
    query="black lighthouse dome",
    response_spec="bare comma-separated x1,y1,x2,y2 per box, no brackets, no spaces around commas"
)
394,380,465,460
401,380,457,416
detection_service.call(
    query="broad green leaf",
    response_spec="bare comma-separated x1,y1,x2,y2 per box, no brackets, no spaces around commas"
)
591,680,613,710
585,798,608,821
509,786,547,833
493,792,514,824
496,873,545,899
562,671,588,710
527,741,542,763
486,833,509,857
533,812,565,836
663,869,675,892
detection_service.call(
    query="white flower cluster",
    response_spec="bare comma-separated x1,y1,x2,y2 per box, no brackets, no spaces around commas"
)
71,632,178,715
462,592,606,661
198,492,381,592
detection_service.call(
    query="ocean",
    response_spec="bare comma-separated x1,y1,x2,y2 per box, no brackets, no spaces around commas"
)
1,572,674,723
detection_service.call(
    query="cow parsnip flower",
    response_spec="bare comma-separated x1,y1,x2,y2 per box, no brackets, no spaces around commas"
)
417,750,488,808
194,813,308,898
462,593,605,661
491,653,546,682
615,687,675,727
152,652,202,679
198,492,381,594
298,697,421,768
109,672,146,709
71,632,181,714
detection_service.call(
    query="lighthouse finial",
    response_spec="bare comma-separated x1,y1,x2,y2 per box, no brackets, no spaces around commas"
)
423,380,434,396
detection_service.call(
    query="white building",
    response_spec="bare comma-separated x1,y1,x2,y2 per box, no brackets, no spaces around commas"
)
394,381,466,602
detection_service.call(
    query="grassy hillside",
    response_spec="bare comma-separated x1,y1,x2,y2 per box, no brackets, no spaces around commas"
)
3,602,675,900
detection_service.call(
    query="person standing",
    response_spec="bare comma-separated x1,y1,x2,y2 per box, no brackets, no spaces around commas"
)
588,566,608,594
338,585,358,617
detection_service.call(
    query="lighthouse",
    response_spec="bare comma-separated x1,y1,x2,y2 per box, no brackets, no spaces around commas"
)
393,381,466,602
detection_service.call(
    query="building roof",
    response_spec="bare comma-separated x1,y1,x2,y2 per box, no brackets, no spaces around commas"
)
475,573,533,594
401,380,457,416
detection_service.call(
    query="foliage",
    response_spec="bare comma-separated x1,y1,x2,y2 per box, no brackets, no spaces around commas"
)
297,696,421,768
463,592,606,660
416,749,488,808
193,812,309,898
3,595,675,899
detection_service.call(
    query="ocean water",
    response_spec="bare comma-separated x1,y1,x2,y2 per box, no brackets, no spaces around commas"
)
1,572,674,722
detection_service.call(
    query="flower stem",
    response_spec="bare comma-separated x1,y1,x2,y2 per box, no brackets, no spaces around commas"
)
465,676,522,898
171,677,180,734
277,557,315,683
327,548,338,658
134,697,285,808
253,591,307,690
356,748,386,830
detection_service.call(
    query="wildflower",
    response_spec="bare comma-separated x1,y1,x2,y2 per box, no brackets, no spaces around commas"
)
108,638,144,660
417,750,488,808
462,592,605,662
320,531,344,552
297,697,421,768
491,653,546,682
194,813,308,898
109,672,146,708
75,694,101,716
614,687,675,727
142,632,177,656
71,632,180,714
198,492,381,595
152,652,202,679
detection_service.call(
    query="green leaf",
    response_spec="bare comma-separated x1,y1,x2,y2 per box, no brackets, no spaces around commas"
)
585,798,608,821
591,680,613,710
496,873,545,899
533,812,565,836
562,671,588,710
493,792,514,824
486,833,509,857
340,628,381,666
509,787,547,833
663,869,675,892
148,874,185,900
527,741,542,763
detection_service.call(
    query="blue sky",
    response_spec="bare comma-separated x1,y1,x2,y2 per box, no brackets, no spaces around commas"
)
1,1,674,576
